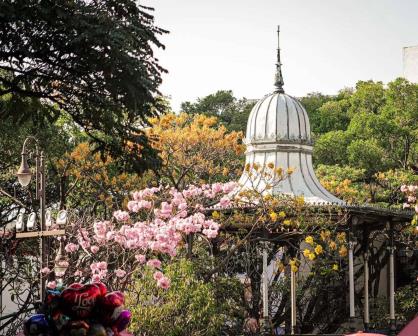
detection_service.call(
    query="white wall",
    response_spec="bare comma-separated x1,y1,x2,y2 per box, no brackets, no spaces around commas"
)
403,46,418,83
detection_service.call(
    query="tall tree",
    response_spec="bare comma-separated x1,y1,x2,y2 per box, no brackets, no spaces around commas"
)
181,90,256,133
0,0,168,172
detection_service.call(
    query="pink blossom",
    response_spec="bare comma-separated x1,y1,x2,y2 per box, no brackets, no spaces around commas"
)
98,269,107,279
153,271,164,281
47,281,57,289
407,195,416,203
74,270,83,277
41,267,51,274
97,261,107,270
115,269,127,278
219,196,231,208
147,259,161,268
403,203,411,209
222,181,237,193
400,185,408,192
212,183,223,194
415,204,418,214
157,276,171,289
65,243,79,253
135,254,146,264
408,185,417,192
106,231,115,241
79,239,91,249
113,210,130,222
90,262,99,273
90,245,99,254
92,274,101,283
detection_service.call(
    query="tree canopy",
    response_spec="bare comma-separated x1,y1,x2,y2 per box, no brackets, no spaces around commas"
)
0,0,168,172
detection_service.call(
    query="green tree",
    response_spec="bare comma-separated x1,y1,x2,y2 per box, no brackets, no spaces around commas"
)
314,130,351,166
128,258,245,336
0,0,167,172
181,90,256,133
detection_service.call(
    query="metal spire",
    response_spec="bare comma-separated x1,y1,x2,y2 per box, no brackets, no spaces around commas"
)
274,25,284,93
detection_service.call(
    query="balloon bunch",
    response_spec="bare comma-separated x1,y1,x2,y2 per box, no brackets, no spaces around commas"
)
23,282,132,336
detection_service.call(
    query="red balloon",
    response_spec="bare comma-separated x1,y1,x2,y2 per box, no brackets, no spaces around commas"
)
94,282,107,296
68,283,83,289
96,291,125,325
60,284,103,319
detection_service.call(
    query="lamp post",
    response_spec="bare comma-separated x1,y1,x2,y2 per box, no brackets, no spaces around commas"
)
16,136,47,300
15,137,66,301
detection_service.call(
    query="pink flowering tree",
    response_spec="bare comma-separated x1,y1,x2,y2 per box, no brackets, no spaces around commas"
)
54,182,237,290
401,184,418,233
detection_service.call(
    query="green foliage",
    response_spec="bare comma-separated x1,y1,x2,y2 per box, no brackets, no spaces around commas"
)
299,92,333,135
314,131,351,165
128,258,245,336
313,78,418,181
347,139,386,174
0,0,168,172
181,90,256,133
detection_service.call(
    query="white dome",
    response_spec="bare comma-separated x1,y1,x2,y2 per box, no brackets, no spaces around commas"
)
246,92,311,145
239,27,343,205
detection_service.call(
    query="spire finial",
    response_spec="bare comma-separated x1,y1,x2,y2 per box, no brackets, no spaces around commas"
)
274,25,284,93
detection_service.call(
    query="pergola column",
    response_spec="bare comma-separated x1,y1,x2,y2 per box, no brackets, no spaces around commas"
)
388,222,396,335
290,268,297,334
363,251,370,331
348,238,356,330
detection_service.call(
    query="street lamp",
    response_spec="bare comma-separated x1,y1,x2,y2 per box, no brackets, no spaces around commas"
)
15,137,67,302
54,240,69,287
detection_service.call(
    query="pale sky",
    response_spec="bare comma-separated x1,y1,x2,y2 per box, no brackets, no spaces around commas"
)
143,0,418,111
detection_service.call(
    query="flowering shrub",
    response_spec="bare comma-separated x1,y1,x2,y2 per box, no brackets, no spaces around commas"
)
401,184,418,232
57,182,237,290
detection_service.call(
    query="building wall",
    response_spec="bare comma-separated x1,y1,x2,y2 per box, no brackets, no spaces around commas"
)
403,46,418,83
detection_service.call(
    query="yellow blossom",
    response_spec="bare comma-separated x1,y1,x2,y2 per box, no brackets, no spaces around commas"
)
314,245,323,255
332,264,339,271
303,249,311,257
275,167,283,176
283,219,291,226
270,212,278,221
287,167,295,175
267,162,275,169
308,253,316,261
212,211,220,219
291,265,298,273
329,241,337,250
320,230,331,241
339,246,348,257
278,211,286,218
337,232,346,243
305,236,314,245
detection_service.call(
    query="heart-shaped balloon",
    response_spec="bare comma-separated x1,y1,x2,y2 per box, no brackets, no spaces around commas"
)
112,310,131,332
60,284,102,319
86,323,107,336
68,283,83,289
23,314,50,335
96,291,124,325
94,282,107,296
66,320,90,336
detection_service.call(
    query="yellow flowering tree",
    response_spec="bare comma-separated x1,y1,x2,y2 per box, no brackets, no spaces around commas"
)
56,142,149,212
147,113,245,189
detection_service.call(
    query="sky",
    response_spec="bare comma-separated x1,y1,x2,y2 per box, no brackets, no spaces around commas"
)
143,0,418,111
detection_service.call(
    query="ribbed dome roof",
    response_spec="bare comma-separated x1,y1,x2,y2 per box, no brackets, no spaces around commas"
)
245,92,311,145
238,26,343,205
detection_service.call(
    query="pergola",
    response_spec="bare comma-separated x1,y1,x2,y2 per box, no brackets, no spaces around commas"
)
222,26,416,335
